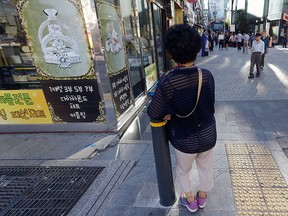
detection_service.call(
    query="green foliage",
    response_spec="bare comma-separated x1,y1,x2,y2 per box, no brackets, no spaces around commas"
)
234,10,249,33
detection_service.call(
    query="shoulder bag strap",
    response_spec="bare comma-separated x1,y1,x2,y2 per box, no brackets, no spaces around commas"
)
176,68,203,118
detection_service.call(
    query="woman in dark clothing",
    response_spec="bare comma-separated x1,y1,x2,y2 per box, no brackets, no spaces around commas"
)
201,30,208,56
147,24,216,213
208,30,214,51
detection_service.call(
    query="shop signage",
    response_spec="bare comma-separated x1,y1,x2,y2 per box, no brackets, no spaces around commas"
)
110,70,131,116
14,0,106,124
268,0,283,20
40,80,104,123
0,90,53,124
145,63,157,91
97,0,132,117
283,13,288,22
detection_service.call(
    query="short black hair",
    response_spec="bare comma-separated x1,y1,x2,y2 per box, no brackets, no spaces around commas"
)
164,24,201,64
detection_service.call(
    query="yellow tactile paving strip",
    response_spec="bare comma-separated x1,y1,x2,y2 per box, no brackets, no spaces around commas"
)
226,144,288,216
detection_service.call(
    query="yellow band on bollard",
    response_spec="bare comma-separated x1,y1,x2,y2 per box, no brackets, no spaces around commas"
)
150,119,167,127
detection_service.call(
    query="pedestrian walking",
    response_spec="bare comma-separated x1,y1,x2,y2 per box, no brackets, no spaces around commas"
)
201,30,208,56
248,33,264,79
224,31,230,50
214,31,218,46
208,30,214,51
282,34,287,48
229,32,235,47
250,33,255,48
242,32,250,54
236,32,243,51
261,30,270,69
218,32,224,50
147,24,217,214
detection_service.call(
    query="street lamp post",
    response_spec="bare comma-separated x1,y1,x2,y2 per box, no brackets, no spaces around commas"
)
223,9,227,33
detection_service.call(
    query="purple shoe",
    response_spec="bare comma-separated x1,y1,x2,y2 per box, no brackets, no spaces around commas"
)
196,192,207,209
179,193,198,213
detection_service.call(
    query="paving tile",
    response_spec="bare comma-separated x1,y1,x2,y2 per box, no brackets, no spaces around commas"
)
117,144,148,160
108,182,143,206
136,154,155,167
213,154,228,169
206,170,235,212
128,207,168,216
134,183,160,207
125,166,152,184
98,206,132,216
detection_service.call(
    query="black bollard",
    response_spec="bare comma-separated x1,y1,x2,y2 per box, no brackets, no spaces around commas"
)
150,119,176,206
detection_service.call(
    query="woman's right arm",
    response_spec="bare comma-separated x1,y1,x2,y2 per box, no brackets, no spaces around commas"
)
147,82,170,120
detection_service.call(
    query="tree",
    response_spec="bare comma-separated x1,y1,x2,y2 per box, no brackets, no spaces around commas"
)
234,10,249,33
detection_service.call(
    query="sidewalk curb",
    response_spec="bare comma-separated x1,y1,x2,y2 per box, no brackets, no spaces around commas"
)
68,134,119,160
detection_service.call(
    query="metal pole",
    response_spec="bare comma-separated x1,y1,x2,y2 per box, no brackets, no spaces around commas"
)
150,119,176,206
263,0,270,30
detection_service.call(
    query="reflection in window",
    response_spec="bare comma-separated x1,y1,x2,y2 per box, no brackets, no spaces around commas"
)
0,1,38,90
120,0,145,100
138,0,158,91
152,4,164,76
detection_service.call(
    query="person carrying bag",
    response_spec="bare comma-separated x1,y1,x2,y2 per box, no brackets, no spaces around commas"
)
148,24,217,214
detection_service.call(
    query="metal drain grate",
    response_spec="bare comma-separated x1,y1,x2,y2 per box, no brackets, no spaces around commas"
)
0,166,104,216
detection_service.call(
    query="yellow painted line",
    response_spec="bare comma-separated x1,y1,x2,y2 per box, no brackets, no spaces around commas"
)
226,144,288,215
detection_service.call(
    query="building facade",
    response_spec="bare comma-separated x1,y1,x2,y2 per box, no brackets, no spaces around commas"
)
0,0,171,134
225,0,287,44
0,0,207,135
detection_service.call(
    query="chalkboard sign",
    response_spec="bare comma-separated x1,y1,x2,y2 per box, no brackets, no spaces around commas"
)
41,79,104,122
110,70,131,116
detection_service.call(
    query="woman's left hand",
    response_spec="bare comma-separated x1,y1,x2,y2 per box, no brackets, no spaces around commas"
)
163,114,171,121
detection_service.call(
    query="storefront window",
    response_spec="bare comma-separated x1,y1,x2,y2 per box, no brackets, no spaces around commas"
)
137,0,157,91
120,0,145,100
1,0,105,124
0,1,39,90
152,4,165,76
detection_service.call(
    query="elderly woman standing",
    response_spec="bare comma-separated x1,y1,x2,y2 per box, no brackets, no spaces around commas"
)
147,24,217,213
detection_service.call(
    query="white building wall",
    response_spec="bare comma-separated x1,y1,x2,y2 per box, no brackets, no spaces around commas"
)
209,0,225,21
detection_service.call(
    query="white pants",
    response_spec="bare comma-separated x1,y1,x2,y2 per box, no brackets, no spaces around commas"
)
174,147,214,193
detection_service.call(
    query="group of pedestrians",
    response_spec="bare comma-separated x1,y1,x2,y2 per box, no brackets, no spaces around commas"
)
202,29,271,79
206,31,265,53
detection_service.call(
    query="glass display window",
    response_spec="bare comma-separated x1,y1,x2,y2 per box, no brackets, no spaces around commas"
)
0,1,39,90
120,0,146,100
152,3,165,77
137,0,158,91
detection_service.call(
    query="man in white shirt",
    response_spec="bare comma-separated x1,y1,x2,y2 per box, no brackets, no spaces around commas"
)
242,32,250,54
236,32,243,51
248,33,265,79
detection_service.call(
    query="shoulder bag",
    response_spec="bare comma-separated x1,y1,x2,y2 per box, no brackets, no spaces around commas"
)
175,68,203,118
